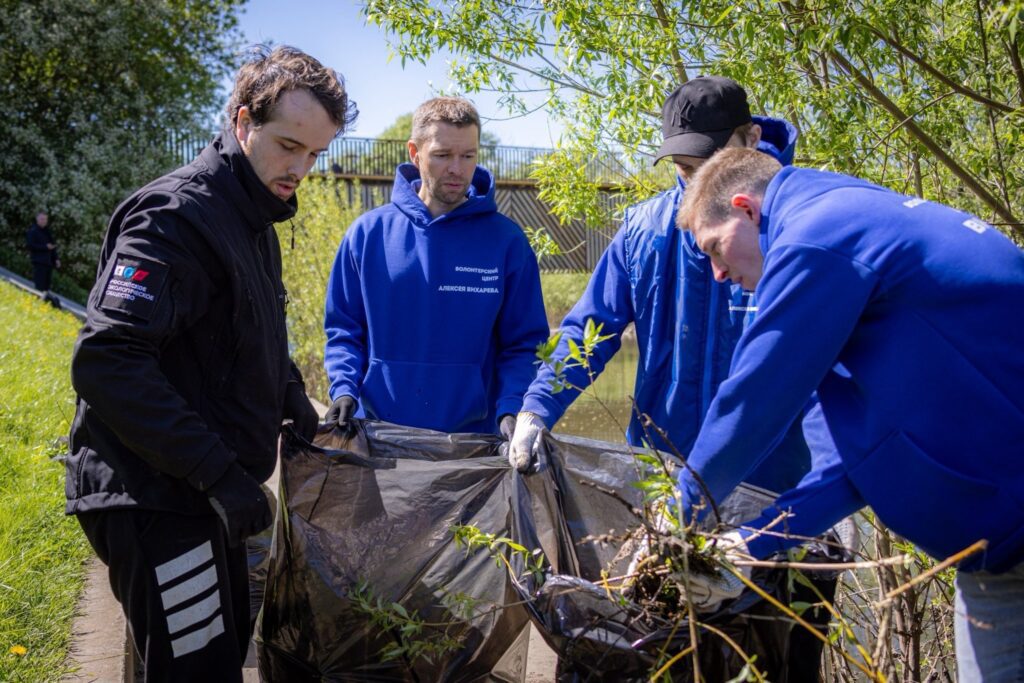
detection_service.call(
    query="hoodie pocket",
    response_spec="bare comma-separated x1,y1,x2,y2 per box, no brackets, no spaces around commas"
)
845,431,1006,561
360,358,489,432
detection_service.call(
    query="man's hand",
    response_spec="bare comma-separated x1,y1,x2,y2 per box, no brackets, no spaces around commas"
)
508,411,545,472
325,395,357,437
206,463,272,547
624,506,674,593
498,414,516,440
624,527,751,612
283,381,319,442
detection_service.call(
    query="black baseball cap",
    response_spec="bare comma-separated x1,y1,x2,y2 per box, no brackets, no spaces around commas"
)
654,76,752,163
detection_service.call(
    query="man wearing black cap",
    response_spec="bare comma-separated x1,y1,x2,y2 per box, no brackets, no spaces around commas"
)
510,75,804,482
509,76,833,681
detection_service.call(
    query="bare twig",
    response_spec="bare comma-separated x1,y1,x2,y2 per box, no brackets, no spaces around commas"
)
878,539,988,605
733,555,911,571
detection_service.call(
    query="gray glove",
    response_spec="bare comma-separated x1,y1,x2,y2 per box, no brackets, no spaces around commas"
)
206,463,272,547
508,411,545,471
499,414,516,440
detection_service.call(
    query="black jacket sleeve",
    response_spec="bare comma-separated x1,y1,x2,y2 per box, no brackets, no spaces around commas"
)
71,204,234,491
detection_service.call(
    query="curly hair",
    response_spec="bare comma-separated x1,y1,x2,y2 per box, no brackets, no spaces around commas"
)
225,44,358,135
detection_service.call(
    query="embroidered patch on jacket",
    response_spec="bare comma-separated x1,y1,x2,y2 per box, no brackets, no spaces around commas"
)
98,256,169,321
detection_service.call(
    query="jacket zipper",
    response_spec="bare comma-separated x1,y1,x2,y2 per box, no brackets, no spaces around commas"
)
253,226,283,332
700,265,719,422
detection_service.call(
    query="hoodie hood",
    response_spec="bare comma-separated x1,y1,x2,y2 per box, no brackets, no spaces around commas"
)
752,115,798,166
757,166,877,255
391,162,498,226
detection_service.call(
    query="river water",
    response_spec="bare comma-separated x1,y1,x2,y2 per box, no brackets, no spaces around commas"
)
548,335,639,443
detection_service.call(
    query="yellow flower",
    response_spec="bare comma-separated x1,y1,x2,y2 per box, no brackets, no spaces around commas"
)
10,644,27,656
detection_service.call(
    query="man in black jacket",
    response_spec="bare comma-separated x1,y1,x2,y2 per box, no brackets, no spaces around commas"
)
67,45,356,681
25,210,59,293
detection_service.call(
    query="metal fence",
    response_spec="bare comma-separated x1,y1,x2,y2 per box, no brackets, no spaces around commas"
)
166,132,625,271
166,133,616,183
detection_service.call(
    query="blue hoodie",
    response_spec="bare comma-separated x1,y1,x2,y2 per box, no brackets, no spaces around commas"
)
677,166,1024,572
324,163,549,434
521,116,811,494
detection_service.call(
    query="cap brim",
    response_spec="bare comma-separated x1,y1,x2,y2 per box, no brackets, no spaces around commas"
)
654,129,735,165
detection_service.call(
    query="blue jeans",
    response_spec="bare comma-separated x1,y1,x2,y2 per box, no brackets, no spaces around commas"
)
955,561,1024,682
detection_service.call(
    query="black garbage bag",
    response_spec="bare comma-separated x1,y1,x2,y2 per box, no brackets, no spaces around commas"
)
256,422,532,682
514,432,799,682
525,570,792,682
246,483,277,625
256,424,804,682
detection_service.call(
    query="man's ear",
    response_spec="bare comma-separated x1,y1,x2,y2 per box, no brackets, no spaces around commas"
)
235,106,254,148
407,139,420,167
746,123,763,149
730,193,763,224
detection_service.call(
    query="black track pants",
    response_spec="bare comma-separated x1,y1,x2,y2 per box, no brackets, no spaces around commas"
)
77,509,250,683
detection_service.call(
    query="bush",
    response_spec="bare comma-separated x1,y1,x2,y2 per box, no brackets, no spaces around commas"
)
281,178,364,404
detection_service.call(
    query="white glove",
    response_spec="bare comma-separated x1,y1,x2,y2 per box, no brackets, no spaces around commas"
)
682,530,752,612
831,515,860,558
508,411,545,472
624,505,675,592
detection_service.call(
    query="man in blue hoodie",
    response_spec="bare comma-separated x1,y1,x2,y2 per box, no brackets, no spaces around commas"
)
674,147,1024,681
323,97,549,436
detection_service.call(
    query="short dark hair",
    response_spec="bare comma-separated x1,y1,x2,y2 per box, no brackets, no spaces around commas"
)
225,45,357,135
677,147,782,230
411,97,481,144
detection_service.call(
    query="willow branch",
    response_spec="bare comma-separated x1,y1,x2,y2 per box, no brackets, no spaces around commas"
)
863,22,1015,114
486,52,604,98
830,49,1020,230
1008,34,1024,107
651,0,688,85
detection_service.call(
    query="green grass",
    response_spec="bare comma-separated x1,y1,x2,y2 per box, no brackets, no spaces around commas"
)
0,281,91,682
540,271,591,328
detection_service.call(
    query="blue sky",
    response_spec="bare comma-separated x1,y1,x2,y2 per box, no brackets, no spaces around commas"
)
231,0,562,147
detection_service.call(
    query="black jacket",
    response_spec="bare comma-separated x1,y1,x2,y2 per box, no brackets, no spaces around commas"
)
26,223,57,266
67,132,303,514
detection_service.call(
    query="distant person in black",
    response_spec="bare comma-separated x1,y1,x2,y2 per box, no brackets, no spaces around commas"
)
66,46,356,682
26,211,59,292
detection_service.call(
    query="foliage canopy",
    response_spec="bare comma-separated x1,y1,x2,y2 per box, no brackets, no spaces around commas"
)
365,0,1024,238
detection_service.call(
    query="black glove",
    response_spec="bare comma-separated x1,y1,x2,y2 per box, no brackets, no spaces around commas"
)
206,463,272,547
283,380,319,442
325,395,357,437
